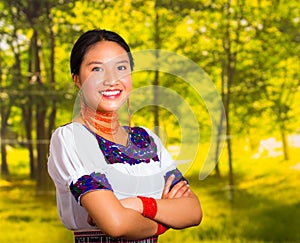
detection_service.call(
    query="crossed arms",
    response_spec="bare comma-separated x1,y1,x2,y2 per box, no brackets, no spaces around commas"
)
81,175,202,240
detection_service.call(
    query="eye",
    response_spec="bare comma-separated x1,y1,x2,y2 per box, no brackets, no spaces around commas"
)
117,65,127,71
92,66,104,72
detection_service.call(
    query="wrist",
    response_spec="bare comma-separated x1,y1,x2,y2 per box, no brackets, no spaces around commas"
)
137,196,158,219
155,223,169,236
136,197,144,214
120,197,143,213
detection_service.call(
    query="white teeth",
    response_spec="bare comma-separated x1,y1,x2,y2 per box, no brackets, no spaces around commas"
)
100,90,121,96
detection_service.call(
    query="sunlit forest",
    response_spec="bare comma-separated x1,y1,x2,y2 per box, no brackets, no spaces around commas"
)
0,0,299,242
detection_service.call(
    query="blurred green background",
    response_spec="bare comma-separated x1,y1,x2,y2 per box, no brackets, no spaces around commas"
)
0,0,299,242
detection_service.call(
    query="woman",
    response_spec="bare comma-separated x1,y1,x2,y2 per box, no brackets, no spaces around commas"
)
48,29,202,243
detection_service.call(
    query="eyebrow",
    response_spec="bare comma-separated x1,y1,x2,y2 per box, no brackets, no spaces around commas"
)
87,60,129,66
87,61,103,66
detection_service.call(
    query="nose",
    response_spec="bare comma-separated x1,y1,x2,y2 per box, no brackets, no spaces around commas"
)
103,70,118,86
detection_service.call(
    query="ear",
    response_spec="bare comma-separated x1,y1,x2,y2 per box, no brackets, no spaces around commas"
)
72,73,81,88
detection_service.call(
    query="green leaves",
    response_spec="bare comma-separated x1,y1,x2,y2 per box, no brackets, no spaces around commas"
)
1,0,299,168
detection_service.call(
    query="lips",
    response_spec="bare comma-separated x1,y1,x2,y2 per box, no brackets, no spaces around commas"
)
100,89,122,97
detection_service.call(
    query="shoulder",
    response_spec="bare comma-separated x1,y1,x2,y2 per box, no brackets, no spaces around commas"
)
49,122,95,152
51,122,87,140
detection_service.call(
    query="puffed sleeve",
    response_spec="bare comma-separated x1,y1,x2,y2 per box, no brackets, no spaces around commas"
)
47,123,113,205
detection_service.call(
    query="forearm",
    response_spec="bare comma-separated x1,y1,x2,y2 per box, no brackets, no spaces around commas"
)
82,191,158,240
155,194,202,229
114,208,159,239
121,192,202,229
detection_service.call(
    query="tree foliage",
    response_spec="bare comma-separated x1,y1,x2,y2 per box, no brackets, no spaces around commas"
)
0,0,299,191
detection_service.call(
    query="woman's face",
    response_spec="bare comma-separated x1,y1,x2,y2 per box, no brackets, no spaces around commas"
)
74,40,132,112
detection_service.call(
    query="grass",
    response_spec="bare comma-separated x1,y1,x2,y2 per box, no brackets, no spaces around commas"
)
1,145,300,242
0,148,73,242
0,184,73,242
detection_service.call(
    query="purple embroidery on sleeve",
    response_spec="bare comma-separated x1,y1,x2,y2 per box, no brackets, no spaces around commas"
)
164,169,189,189
70,172,113,203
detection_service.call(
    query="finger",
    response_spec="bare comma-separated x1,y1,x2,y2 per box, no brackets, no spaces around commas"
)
168,181,187,198
173,184,190,198
181,189,192,197
162,174,175,197
171,180,187,191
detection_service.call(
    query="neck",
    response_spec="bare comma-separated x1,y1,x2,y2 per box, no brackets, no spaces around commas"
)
80,104,120,136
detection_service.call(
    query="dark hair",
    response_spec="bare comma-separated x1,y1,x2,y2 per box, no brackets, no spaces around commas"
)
70,29,134,75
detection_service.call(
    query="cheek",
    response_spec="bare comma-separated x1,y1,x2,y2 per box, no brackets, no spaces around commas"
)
80,78,101,104
125,76,132,92
81,81,94,94
81,73,100,90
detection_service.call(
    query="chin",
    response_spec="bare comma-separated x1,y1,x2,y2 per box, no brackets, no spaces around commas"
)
97,106,121,112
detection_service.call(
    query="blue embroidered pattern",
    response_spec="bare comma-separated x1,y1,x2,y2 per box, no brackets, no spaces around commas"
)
70,172,113,203
95,127,160,165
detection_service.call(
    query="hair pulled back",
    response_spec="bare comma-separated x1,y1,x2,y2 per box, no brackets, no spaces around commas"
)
70,29,134,75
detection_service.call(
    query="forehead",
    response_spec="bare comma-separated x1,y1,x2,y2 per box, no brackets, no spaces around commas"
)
83,41,129,64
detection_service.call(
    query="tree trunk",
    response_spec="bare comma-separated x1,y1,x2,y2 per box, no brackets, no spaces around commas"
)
47,2,57,138
214,63,228,177
280,123,289,161
153,69,160,135
153,6,160,136
22,33,37,179
36,97,52,193
32,29,52,193
22,105,36,179
0,109,11,179
214,108,225,177
0,49,10,179
0,143,9,179
223,0,236,201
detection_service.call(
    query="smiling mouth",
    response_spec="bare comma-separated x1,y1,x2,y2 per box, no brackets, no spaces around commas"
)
100,90,121,97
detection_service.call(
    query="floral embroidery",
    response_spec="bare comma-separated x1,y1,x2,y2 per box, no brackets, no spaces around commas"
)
70,172,113,203
164,169,188,189
95,127,160,165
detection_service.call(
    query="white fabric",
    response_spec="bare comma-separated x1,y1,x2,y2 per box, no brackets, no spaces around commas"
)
47,122,177,230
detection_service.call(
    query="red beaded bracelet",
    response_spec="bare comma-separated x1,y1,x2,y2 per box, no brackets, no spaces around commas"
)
155,223,169,236
137,196,158,219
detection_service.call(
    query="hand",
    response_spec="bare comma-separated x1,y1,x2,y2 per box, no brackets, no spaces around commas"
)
162,175,191,199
